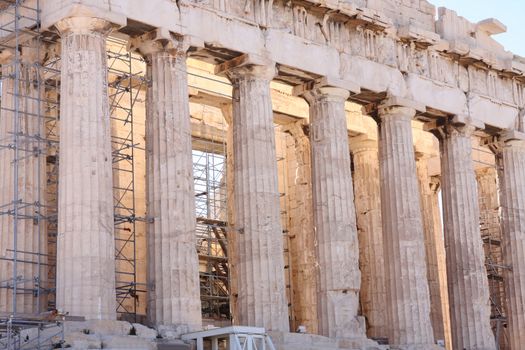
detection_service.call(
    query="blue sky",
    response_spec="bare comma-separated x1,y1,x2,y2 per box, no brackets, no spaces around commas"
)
430,0,525,56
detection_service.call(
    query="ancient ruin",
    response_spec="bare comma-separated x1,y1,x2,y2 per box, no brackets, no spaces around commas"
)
0,0,524,349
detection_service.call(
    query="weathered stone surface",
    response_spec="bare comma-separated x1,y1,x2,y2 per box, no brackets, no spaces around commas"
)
495,139,525,350
55,16,117,320
130,32,202,329
156,324,193,340
64,332,103,349
283,122,318,334
439,124,495,350
0,46,48,315
63,320,132,336
476,165,508,350
301,86,363,339
416,156,451,348
0,62,16,314
61,321,160,349
5,1,523,348
133,323,159,340
378,105,436,348
350,138,387,339
269,331,387,350
219,58,289,331
101,335,157,349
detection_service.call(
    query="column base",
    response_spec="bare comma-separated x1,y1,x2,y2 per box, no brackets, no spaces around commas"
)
269,331,388,350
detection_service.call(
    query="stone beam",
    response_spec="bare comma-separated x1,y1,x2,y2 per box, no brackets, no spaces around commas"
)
37,1,525,131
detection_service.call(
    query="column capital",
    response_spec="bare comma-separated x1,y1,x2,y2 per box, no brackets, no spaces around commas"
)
215,53,276,82
378,105,416,121
484,132,525,155
293,76,359,104
349,135,378,154
300,86,349,105
498,129,525,147
504,138,525,150
378,95,424,118
429,115,482,141
128,29,200,59
55,16,113,36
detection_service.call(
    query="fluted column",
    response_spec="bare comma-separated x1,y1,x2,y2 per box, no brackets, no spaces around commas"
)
18,46,48,315
0,59,16,314
129,32,202,330
378,104,435,348
495,137,525,350
350,138,387,339
0,44,54,315
476,166,506,330
0,46,48,315
217,57,289,331
55,17,116,320
439,123,495,349
301,86,364,339
284,122,318,334
416,156,451,348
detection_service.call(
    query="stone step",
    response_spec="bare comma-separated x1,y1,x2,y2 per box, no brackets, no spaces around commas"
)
157,343,192,350
269,332,389,350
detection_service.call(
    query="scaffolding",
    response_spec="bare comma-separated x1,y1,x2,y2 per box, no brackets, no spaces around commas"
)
0,0,64,348
0,2,312,338
473,144,509,350
107,36,147,322
0,4,149,346
192,137,230,322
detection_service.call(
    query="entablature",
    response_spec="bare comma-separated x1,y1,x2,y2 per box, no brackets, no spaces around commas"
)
29,0,525,132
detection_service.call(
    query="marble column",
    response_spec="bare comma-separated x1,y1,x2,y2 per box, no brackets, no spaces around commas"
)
217,57,289,331
439,123,495,349
302,86,364,339
0,58,15,314
378,104,435,348
283,122,318,334
495,137,525,350
476,166,506,330
0,46,48,315
55,17,116,320
350,138,387,339
221,105,239,325
129,32,202,330
416,156,451,348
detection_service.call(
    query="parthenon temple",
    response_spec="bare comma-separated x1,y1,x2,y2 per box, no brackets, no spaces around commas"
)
0,0,524,349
